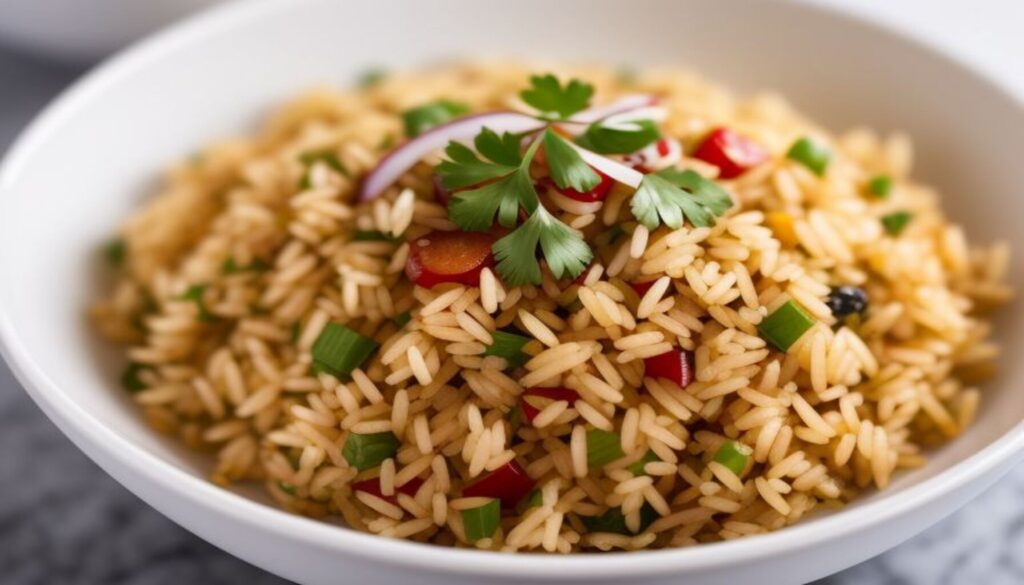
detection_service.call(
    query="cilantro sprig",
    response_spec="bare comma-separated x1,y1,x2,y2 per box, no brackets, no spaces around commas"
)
520,74,594,120
631,169,733,230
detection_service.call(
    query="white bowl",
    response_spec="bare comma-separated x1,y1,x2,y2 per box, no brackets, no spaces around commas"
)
1,1,1022,583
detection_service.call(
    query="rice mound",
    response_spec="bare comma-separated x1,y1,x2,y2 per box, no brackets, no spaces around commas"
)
90,63,1013,552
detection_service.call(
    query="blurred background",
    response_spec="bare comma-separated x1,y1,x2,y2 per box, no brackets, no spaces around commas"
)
0,1,1021,583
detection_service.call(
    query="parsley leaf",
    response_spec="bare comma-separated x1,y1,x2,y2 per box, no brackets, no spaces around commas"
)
446,138,542,230
437,130,524,190
402,100,470,138
576,119,660,155
520,74,594,120
631,169,733,230
493,206,592,285
474,127,524,166
543,128,600,192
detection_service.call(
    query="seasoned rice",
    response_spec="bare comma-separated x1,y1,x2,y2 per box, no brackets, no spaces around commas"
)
91,62,1012,552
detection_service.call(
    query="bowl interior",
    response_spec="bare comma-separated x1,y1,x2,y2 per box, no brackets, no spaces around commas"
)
1,0,1023,568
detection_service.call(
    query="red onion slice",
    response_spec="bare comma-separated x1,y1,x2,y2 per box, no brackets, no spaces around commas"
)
569,94,658,124
567,141,645,188
359,111,543,201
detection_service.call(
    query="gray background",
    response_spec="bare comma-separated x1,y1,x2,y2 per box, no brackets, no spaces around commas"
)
1,31,1022,585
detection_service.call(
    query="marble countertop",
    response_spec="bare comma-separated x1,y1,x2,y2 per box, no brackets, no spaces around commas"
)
1,4,1022,581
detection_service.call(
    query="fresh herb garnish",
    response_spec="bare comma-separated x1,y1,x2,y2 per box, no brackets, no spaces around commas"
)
543,128,600,191
402,100,470,138
631,168,733,230
576,119,660,155
493,205,592,285
520,74,594,120
881,210,912,235
867,175,892,198
178,284,216,322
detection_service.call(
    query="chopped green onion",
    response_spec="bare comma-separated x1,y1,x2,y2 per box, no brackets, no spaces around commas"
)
222,257,270,274
358,68,387,88
626,450,659,476
278,481,297,495
525,489,543,508
587,429,624,468
483,330,531,369
104,239,125,267
881,211,912,236
786,136,831,176
298,149,348,189
712,440,752,476
178,284,216,322
758,299,816,351
353,229,395,242
867,175,892,198
342,431,399,470
402,100,470,138
311,323,379,378
393,311,412,328
582,504,658,534
121,363,150,393
461,498,501,542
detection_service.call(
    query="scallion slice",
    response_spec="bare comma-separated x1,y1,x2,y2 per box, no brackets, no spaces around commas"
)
587,429,624,468
342,431,399,470
483,330,531,369
121,363,150,393
393,311,412,328
881,210,912,236
582,504,658,534
626,450,659,476
758,299,816,352
278,481,297,495
402,100,470,138
867,175,892,198
461,498,501,542
712,440,752,476
298,149,347,189
311,323,378,378
786,137,831,176
178,284,216,322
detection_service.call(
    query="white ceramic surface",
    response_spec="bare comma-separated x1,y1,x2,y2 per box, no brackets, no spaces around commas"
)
1,0,1022,584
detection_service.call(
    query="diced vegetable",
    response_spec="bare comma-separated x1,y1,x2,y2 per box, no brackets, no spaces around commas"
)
881,211,912,235
298,149,347,189
105,239,125,267
826,286,869,320
693,127,770,179
311,323,378,378
550,168,615,202
626,450,659,476
121,363,150,393
786,137,831,176
712,440,752,476
629,280,657,297
353,230,394,242
765,211,798,248
405,230,496,288
277,481,297,495
402,100,471,138
582,504,658,534
222,257,269,274
342,431,399,471
462,460,535,508
178,284,215,322
393,311,412,328
587,429,625,468
461,498,501,542
483,330,531,368
758,300,815,351
867,175,892,198
351,476,425,505
520,387,580,424
643,349,694,389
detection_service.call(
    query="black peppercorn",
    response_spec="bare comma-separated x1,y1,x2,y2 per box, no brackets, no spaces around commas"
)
826,286,869,319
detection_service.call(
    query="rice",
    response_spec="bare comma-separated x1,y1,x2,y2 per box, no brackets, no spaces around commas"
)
90,62,1012,553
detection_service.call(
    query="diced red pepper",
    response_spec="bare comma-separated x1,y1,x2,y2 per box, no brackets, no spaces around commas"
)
693,128,769,179
462,459,535,509
520,386,581,423
551,169,615,203
405,230,496,288
655,138,672,157
643,349,694,389
351,476,425,505
432,173,451,206
630,280,657,297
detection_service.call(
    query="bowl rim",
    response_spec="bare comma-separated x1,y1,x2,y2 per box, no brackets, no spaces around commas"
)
2,0,1023,578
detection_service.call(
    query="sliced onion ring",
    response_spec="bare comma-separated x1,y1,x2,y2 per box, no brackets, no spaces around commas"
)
568,94,658,124
359,112,543,201
566,141,645,189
